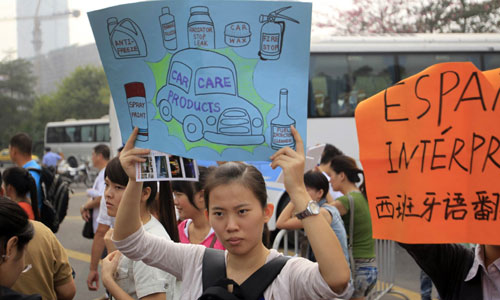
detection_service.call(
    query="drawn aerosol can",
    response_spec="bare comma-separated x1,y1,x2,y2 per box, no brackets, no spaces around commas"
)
259,6,299,60
188,6,215,49
271,89,296,150
125,82,149,141
159,7,177,50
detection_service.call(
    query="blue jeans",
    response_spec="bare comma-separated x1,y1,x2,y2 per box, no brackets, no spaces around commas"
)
353,258,378,298
420,270,432,300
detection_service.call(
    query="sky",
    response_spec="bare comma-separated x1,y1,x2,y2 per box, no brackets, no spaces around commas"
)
0,0,352,60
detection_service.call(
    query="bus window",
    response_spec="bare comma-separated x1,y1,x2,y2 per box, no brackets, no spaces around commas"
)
398,53,482,80
309,54,349,118
309,53,396,118
96,124,110,142
81,125,95,142
484,53,500,70
47,127,64,143
64,126,80,143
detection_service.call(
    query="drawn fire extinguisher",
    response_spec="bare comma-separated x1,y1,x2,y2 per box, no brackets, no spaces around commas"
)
258,6,299,61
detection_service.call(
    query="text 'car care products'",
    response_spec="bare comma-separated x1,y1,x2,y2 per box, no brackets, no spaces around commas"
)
159,7,177,50
271,88,296,150
125,82,149,141
188,6,215,49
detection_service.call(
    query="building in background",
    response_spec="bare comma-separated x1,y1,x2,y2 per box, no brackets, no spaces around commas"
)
16,0,70,58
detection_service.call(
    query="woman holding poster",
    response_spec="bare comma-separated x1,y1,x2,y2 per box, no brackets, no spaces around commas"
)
327,155,377,300
110,127,352,299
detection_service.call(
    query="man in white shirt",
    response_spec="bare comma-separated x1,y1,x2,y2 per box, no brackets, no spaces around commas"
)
79,144,111,292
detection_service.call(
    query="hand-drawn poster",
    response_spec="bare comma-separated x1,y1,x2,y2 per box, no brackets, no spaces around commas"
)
88,1,312,161
356,62,500,245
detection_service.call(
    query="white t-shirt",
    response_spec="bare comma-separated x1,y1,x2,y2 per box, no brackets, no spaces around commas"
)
115,216,176,299
114,227,352,299
92,169,106,233
96,170,115,228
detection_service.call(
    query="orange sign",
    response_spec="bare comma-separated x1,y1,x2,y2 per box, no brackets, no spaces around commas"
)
355,62,500,244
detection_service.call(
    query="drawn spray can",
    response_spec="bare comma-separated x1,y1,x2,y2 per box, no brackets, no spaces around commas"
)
159,7,177,50
187,6,215,49
259,6,299,60
125,82,149,141
271,89,296,150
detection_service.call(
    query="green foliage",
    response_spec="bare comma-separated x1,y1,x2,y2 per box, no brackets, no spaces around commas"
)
0,58,36,148
0,60,110,152
50,65,110,119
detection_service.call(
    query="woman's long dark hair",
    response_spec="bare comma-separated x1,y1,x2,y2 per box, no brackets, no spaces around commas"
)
0,197,34,261
329,155,367,199
2,167,40,220
105,157,179,242
171,166,212,210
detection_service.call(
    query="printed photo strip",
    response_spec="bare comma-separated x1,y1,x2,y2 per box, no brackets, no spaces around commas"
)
136,150,199,182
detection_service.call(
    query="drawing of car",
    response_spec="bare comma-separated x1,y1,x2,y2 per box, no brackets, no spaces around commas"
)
157,48,265,145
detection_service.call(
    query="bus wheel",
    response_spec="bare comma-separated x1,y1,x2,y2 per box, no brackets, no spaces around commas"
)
159,100,172,122
183,115,203,142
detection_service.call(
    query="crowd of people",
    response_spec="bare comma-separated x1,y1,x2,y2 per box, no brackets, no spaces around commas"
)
1,128,499,300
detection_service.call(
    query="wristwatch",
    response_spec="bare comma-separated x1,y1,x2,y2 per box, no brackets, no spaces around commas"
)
295,200,321,220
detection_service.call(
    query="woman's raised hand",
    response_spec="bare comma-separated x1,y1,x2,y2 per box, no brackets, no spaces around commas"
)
119,127,150,180
101,250,122,281
270,126,306,198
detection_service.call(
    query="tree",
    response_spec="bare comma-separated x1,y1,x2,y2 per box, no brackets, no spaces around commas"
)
416,0,500,33
0,58,37,148
329,0,500,35
50,65,110,119
28,65,110,148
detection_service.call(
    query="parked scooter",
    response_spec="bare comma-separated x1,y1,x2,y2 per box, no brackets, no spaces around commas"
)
57,159,94,187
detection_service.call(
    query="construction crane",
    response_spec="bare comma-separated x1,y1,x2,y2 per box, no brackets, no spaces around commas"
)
0,0,81,57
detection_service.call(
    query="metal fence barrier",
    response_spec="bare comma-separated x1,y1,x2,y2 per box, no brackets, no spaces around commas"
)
272,230,409,300
368,239,409,300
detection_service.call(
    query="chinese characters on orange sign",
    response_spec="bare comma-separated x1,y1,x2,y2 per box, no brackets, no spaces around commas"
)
355,62,500,244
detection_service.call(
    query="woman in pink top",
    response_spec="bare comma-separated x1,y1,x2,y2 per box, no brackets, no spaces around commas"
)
172,166,225,250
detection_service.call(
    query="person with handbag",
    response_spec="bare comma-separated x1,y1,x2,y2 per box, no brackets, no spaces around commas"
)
81,144,112,292
327,155,377,300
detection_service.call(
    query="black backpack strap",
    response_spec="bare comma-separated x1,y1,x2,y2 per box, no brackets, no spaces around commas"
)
239,255,290,300
202,248,227,292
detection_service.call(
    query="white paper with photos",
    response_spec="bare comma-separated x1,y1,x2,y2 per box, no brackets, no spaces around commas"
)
136,150,199,182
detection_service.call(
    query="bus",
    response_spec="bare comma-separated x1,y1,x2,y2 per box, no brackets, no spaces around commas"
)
44,116,111,165
306,33,500,161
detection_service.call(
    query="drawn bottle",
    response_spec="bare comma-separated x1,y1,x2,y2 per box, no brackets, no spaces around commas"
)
108,17,147,59
259,6,299,60
271,89,296,150
125,82,149,141
187,6,215,49
159,7,177,50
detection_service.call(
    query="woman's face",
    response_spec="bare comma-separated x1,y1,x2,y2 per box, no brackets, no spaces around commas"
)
0,241,26,288
326,167,343,192
305,186,323,202
173,191,199,220
208,183,271,256
104,177,126,217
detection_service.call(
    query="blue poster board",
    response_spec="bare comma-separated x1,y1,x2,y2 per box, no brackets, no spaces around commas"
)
89,0,311,161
